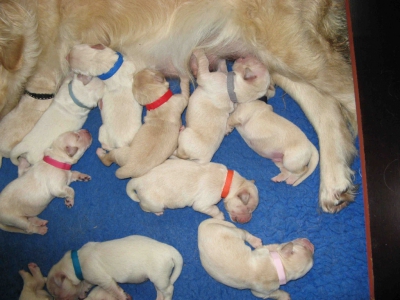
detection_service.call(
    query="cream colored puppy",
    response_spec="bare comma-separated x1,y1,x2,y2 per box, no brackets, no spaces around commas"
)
46,235,183,300
0,71,56,167
126,158,258,223
97,69,189,179
227,100,319,186
10,73,103,174
67,44,142,151
19,263,52,300
198,218,314,299
176,51,271,163
175,49,233,163
0,129,92,235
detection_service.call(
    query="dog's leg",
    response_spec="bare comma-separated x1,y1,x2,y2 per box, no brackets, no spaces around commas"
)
153,278,174,300
273,74,357,213
51,185,75,208
192,49,210,86
235,228,263,249
193,203,224,220
96,277,127,300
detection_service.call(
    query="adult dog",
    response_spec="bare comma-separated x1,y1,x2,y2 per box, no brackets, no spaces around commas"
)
0,0,355,213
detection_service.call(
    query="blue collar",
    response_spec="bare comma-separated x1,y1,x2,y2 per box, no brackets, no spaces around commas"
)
97,52,124,80
227,72,238,103
71,250,84,280
68,81,92,110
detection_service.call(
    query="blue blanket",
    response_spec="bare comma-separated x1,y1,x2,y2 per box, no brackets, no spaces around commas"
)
0,79,369,299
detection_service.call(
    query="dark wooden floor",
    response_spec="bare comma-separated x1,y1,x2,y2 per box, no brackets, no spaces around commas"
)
348,0,400,299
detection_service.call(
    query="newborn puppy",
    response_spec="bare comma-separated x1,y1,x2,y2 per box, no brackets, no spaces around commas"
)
175,49,233,163
126,158,258,223
97,69,189,179
10,72,103,175
46,235,183,300
198,218,314,299
0,129,92,235
19,262,52,300
227,100,319,186
0,92,52,168
67,44,142,150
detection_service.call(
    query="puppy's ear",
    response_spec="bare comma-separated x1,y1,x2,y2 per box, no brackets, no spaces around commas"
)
238,190,250,205
0,35,24,71
153,71,165,84
66,146,78,157
244,68,257,81
280,242,294,258
91,44,105,50
76,74,93,85
53,272,67,287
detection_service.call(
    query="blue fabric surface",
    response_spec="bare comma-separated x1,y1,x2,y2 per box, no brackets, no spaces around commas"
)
0,79,369,299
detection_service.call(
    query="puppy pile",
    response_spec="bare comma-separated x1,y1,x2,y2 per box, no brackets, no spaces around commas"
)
0,45,319,300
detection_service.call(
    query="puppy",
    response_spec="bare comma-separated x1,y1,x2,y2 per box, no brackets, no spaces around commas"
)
97,69,189,179
0,79,54,167
19,263,52,300
10,73,103,175
198,218,314,299
67,44,142,150
0,0,41,118
227,100,319,186
46,235,183,300
0,129,92,235
126,158,258,223
175,49,234,163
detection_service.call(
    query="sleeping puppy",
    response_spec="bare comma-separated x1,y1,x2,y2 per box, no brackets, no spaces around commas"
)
19,263,52,300
0,68,58,168
0,129,92,235
198,218,314,299
227,100,319,186
126,158,259,223
97,69,189,179
10,73,103,175
46,235,183,300
67,44,142,151
175,49,234,163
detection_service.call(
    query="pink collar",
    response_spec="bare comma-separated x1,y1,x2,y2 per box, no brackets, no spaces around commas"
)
145,89,173,111
43,156,72,170
270,251,287,285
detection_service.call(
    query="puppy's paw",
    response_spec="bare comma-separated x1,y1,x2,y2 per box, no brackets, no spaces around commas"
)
77,173,91,182
65,197,74,208
37,225,48,235
125,292,132,300
249,236,263,249
155,212,164,216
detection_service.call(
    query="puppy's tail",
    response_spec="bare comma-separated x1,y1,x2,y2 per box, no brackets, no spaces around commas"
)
125,179,140,202
169,249,184,285
292,144,319,187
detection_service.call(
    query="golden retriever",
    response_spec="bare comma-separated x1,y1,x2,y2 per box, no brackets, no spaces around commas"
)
0,0,356,213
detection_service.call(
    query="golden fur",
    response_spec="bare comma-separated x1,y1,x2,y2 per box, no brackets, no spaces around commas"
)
0,0,355,212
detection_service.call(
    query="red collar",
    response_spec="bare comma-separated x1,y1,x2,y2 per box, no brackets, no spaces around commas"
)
221,170,234,198
145,89,173,111
43,156,72,170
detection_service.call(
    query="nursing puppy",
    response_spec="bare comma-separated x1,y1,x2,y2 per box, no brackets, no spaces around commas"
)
46,235,183,300
10,73,103,175
176,49,234,163
0,129,92,235
227,100,319,186
67,44,142,150
0,79,54,167
97,69,189,179
126,158,258,223
198,218,315,299
19,263,52,300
